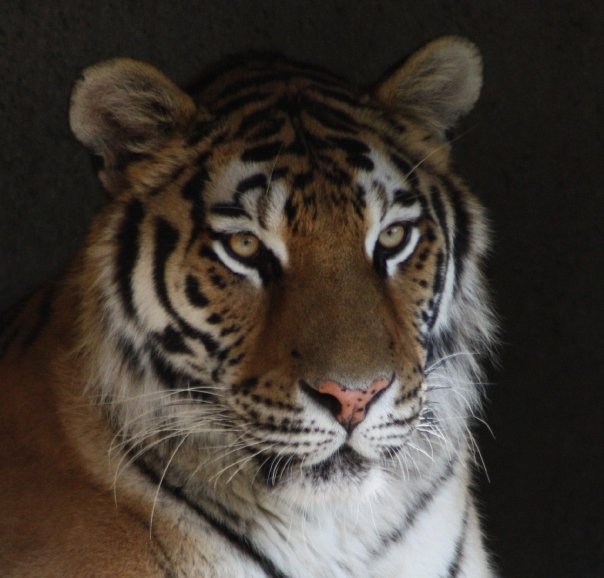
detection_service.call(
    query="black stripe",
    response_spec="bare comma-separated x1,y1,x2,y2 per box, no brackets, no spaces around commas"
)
432,249,446,296
428,186,451,331
209,205,251,218
443,501,470,578
182,165,209,202
393,188,418,207
241,141,283,163
185,275,209,308
428,249,446,331
186,118,224,146
247,118,286,141
291,170,313,190
237,110,285,139
271,167,289,182
146,344,213,401
237,173,268,194
303,99,358,132
283,135,307,156
372,457,458,557
304,108,355,133
154,326,193,354
147,344,184,388
430,186,450,254
307,84,362,107
154,218,180,304
182,164,209,251
328,136,370,156
199,245,221,263
116,335,144,376
134,460,289,578
302,131,328,152
213,91,273,116
390,153,419,187
284,196,297,224
444,177,471,288
153,219,219,356
116,200,145,318
149,165,186,197
346,154,374,171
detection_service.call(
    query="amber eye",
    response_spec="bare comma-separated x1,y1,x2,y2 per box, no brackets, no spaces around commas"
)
377,223,407,250
227,233,261,259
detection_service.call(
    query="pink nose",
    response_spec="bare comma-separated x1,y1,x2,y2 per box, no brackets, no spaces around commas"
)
318,377,391,428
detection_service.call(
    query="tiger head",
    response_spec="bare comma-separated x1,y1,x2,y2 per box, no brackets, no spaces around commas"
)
69,37,493,498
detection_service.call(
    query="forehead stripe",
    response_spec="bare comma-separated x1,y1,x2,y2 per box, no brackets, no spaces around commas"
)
210,205,251,218
240,116,286,141
389,153,419,187
213,90,273,116
241,141,282,163
303,100,358,132
393,188,419,208
237,173,268,193
328,136,371,155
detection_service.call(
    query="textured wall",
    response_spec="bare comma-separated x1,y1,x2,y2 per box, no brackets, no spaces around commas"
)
1,1,602,576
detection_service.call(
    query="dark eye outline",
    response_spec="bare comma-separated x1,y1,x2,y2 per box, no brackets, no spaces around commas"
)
216,231,283,284
372,222,416,276
375,222,412,257
220,232,265,265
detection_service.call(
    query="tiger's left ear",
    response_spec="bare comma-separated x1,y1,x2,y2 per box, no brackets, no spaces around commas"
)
374,36,482,135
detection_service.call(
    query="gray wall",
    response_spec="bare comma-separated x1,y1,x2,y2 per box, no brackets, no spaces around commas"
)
1,1,602,576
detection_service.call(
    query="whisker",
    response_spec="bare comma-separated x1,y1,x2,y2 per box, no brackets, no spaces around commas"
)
149,433,190,534
401,126,476,184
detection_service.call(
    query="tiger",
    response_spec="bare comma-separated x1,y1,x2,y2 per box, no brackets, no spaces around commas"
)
0,36,497,577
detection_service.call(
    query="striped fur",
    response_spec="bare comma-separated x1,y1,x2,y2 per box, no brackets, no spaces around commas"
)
0,37,496,577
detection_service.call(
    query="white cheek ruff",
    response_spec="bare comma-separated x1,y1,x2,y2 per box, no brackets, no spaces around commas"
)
212,241,262,287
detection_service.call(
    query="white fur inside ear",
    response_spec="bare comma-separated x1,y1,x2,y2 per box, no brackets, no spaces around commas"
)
69,58,196,161
375,36,483,133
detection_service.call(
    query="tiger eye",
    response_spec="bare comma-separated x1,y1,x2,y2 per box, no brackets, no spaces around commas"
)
378,224,406,249
228,233,261,258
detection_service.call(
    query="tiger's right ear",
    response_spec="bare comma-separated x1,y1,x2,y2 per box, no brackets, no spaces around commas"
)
374,37,482,136
69,58,196,192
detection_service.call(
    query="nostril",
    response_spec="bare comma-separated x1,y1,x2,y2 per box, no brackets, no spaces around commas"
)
299,380,342,418
301,377,392,429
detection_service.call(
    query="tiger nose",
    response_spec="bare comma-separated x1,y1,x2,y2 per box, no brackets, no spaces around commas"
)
317,377,391,429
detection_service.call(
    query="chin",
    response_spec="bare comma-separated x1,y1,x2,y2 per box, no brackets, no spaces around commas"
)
257,445,394,502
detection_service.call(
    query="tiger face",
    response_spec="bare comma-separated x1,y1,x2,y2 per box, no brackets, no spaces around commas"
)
70,37,491,498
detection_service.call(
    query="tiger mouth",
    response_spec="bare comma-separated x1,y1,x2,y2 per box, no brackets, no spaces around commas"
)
257,445,371,487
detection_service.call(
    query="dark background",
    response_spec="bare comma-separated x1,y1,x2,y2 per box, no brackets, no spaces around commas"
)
1,1,602,576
